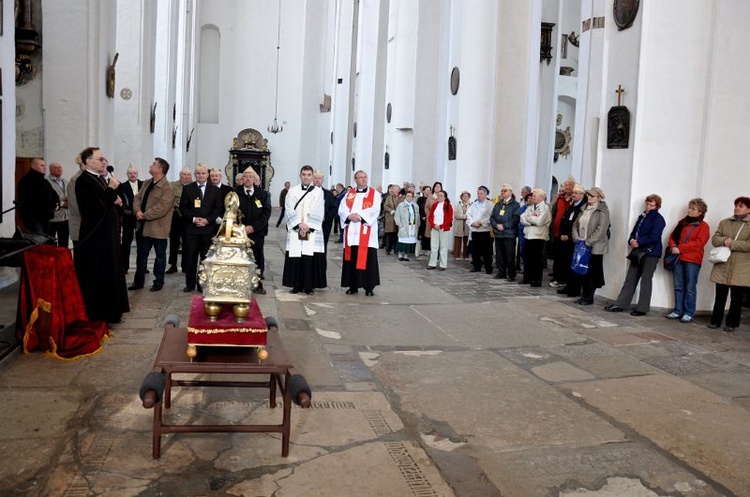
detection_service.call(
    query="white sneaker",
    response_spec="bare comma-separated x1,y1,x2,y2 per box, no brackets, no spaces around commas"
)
680,315,693,323
549,281,561,288
665,312,681,320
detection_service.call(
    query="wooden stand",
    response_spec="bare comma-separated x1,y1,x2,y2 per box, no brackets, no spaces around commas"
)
147,324,302,459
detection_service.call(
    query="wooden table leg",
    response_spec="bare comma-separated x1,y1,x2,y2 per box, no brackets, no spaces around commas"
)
282,371,291,457
152,401,162,459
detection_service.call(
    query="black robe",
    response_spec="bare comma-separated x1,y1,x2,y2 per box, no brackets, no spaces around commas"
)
74,172,130,323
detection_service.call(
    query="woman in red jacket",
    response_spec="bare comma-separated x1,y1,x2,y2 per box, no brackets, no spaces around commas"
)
427,190,454,270
665,198,710,323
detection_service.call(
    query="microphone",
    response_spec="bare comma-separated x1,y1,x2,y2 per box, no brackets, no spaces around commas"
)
107,165,114,174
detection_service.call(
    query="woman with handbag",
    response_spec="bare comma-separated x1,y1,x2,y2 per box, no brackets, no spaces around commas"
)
605,194,666,315
572,187,610,305
664,198,710,323
708,196,750,332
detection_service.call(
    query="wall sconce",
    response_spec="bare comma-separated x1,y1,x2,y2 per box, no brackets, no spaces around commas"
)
540,22,555,66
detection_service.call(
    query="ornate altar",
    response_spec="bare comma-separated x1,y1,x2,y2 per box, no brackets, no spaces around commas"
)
225,128,275,191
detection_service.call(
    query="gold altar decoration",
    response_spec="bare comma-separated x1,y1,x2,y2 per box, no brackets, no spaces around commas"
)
198,192,261,321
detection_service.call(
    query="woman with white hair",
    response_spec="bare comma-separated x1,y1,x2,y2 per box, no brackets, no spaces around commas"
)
519,188,551,287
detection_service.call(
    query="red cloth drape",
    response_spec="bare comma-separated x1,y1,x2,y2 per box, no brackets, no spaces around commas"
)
16,245,110,360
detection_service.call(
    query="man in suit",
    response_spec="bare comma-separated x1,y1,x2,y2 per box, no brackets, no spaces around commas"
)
313,169,338,249
47,162,69,247
179,163,222,292
129,158,174,292
237,168,272,295
166,167,193,274
117,165,143,272
209,167,234,226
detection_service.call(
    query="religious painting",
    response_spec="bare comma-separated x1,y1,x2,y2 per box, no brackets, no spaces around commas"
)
607,106,630,149
613,0,639,31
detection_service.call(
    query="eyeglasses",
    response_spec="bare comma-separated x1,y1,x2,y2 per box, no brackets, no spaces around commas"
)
501,189,509,192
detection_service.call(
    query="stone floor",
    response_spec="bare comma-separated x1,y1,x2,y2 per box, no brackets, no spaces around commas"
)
1,222,749,497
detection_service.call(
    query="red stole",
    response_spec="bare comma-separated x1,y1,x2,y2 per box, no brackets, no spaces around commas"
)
344,188,376,270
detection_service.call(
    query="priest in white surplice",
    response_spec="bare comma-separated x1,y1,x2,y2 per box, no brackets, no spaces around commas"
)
339,170,382,296
282,165,327,294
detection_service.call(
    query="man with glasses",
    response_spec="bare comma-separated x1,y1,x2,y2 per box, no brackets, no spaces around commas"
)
73,147,129,323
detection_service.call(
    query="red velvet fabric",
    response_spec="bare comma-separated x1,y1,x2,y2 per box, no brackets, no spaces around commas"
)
16,245,110,359
187,295,267,347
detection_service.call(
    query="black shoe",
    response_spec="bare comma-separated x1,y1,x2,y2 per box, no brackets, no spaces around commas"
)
398,256,405,261
470,268,481,273
365,290,374,296
149,283,163,292
494,273,506,279
724,326,735,332
305,289,315,295
486,269,493,275
707,323,721,329
290,288,301,294
605,305,624,312
183,286,195,292
530,282,542,287
577,298,594,305
386,251,392,255
556,286,568,294
255,287,267,295
426,266,436,270
196,284,203,293
128,284,144,291
507,276,515,282
630,310,647,316
165,266,177,274
346,288,358,295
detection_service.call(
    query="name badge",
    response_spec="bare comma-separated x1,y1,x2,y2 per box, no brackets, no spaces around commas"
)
255,199,262,208
194,198,202,208
499,209,505,216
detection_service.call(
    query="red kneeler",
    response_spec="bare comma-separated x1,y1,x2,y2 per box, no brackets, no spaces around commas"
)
16,245,110,360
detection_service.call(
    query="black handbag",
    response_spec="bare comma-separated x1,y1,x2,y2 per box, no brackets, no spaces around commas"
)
663,249,679,271
627,247,651,267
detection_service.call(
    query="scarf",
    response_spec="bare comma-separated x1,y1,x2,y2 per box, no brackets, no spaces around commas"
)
670,214,703,244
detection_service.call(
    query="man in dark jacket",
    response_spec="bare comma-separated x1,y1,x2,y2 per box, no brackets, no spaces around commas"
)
17,158,59,235
490,183,521,281
179,164,222,292
237,168,272,294
117,165,144,272
313,169,339,249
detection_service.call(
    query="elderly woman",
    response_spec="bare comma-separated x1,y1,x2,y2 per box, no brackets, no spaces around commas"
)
708,196,750,332
394,190,420,261
519,188,551,287
605,194,666,316
572,187,610,304
427,190,454,270
665,198,710,323
453,191,471,261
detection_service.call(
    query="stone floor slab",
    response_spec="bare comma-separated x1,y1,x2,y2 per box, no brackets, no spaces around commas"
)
561,374,750,495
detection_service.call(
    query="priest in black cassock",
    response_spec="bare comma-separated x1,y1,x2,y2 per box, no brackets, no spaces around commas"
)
74,147,130,323
339,170,382,296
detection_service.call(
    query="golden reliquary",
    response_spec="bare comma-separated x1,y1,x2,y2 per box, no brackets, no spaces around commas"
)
197,192,261,321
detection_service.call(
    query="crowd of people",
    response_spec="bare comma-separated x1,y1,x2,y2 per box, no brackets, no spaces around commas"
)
368,179,750,332
14,156,750,331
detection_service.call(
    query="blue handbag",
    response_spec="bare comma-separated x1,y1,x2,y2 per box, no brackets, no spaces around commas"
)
571,240,592,275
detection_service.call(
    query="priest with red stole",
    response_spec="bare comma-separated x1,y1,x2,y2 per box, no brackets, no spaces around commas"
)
339,170,382,296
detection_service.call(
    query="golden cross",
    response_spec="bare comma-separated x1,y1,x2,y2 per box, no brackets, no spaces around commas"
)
615,85,625,106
